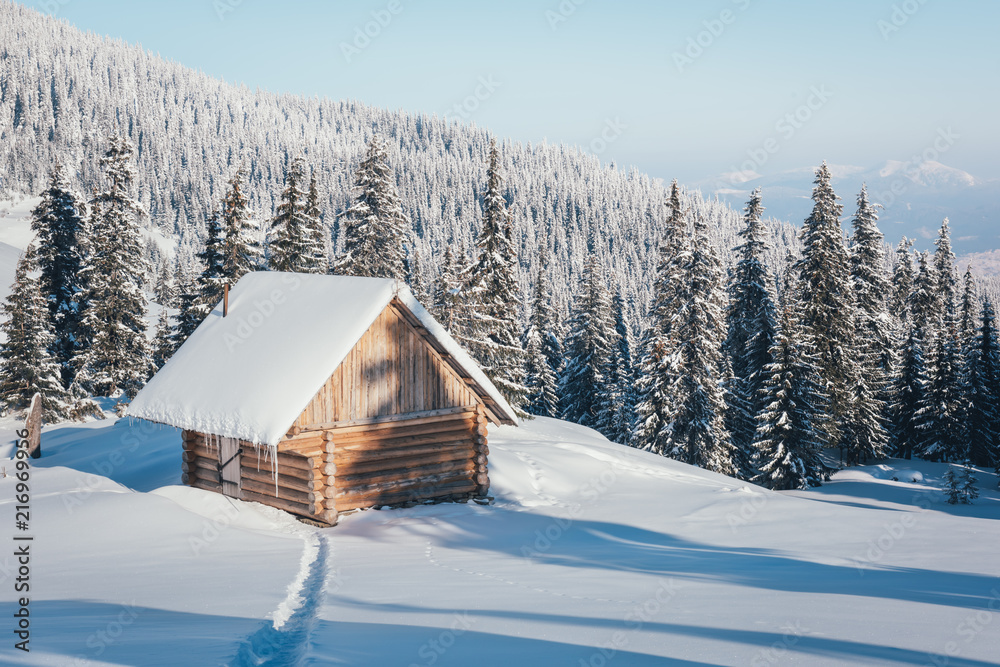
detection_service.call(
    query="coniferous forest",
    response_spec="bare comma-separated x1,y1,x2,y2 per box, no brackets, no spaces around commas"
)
1,2,998,491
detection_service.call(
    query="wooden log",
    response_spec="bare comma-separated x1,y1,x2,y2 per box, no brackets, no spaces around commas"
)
182,458,219,477
278,435,324,451
474,472,489,486
240,450,316,473
335,480,479,511
335,448,475,477
328,430,477,454
181,472,195,485
324,421,478,445
329,441,473,465
190,477,223,494
473,453,487,465
334,459,476,488
241,460,317,482
241,489,320,517
241,466,324,491
320,509,339,526
323,463,337,477
303,406,478,432
241,478,324,505
335,472,474,500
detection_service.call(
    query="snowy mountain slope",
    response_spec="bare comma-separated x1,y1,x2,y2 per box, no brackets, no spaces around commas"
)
1,416,998,666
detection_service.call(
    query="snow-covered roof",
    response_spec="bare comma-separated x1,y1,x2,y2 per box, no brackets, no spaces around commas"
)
128,272,517,445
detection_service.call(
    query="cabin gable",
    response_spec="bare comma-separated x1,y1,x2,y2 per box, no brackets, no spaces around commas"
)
291,301,484,430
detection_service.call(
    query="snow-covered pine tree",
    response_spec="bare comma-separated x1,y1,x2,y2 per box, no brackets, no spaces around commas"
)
267,156,312,273
965,298,1000,468
917,326,966,462
560,253,615,429
794,162,857,450
724,187,777,462
407,246,428,303
890,238,915,323
842,185,891,465
430,244,463,334
195,210,226,317
942,466,961,504
302,172,328,274
890,326,928,460
752,308,828,490
154,256,175,307
933,218,958,325
909,252,938,334
334,136,410,279
29,164,87,384
0,246,71,420
598,290,637,444
170,262,202,351
152,307,173,370
220,168,262,283
633,180,690,454
523,261,561,418
73,135,151,399
661,214,736,474
459,138,527,412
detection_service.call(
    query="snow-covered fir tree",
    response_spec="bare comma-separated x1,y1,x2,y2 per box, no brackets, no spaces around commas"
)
890,238,915,323
842,185,890,465
407,246,428,303
933,218,958,325
943,464,978,504
752,309,828,490
73,135,151,399
523,261,561,418
219,168,262,283
909,252,938,334
659,214,736,474
0,246,71,420
152,307,173,370
890,326,928,460
724,187,777,464
170,263,203,352
430,244,463,334
267,156,313,273
29,164,87,384
458,139,527,412
958,267,978,349
633,180,691,455
303,172,329,274
917,327,966,462
560,253,615,429
334,136,410,279
195,211,226,316
597,290,637,444
965,298,1000,469
794,162,857,450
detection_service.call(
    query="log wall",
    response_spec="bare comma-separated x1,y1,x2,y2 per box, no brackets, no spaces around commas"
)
292,304,479,429
324,405,491,513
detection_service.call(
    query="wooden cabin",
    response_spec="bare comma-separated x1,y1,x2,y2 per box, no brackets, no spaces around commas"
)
128,272,518,526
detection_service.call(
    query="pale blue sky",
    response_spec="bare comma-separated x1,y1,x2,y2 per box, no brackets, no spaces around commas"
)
30,0,1000,184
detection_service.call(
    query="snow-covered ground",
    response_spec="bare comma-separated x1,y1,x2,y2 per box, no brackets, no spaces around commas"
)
1,415,998,666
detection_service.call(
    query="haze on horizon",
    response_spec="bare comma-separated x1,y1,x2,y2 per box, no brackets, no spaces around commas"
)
28,0,999,188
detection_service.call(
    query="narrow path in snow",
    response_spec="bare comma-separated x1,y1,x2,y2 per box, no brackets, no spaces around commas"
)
229,531,329,667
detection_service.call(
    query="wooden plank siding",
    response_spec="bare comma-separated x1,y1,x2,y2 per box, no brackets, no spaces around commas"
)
291,303,478,429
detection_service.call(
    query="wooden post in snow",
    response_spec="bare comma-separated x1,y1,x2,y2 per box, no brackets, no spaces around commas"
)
223,283,230,317
25,392,41,459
